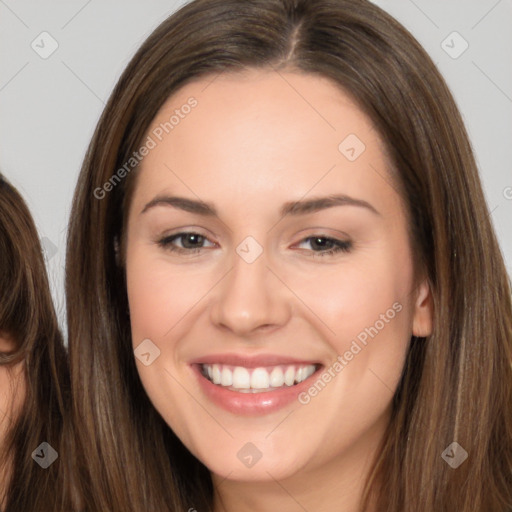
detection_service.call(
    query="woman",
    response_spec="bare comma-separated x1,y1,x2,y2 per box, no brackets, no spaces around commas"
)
0,174,71,511
65,0,512,510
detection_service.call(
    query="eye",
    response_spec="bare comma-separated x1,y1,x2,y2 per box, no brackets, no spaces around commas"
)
295,235,352,257
157,232,216,254
156,232,351,257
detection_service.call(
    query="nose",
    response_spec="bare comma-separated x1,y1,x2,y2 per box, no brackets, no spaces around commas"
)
209,248,292,338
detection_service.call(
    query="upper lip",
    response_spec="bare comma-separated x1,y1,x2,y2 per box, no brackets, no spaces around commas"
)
190,353,321,368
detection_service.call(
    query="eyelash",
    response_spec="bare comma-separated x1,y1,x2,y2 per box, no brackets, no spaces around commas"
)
157,232,352,257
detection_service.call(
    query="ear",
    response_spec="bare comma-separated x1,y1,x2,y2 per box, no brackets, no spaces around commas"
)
412,278,433,337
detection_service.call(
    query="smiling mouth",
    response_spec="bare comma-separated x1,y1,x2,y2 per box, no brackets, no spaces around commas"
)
200,363,321,393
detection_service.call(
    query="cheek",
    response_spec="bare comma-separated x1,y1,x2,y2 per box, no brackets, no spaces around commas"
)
278,254,414,464
287,241,415,404
126,248,209,342
125,248,201,446
287,245,414,343
0,364,25,441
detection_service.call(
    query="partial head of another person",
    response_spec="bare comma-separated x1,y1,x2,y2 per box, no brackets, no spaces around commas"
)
0,173,70,512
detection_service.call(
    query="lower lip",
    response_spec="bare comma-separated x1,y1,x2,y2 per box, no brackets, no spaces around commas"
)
191,364,322,416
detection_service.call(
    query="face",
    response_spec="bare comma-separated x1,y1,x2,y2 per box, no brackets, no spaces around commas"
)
0,334,24,428
125,69,432,484
0,333,25,479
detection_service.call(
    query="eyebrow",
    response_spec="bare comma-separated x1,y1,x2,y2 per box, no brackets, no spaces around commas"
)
280,194,380,217
141,193,380,217
141,196,217,216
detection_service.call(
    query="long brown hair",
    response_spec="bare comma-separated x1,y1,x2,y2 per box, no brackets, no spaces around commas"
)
0,174,71,511
65,0,512,510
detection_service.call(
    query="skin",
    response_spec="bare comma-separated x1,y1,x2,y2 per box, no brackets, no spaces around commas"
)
125,69,433,512
0,333,25,505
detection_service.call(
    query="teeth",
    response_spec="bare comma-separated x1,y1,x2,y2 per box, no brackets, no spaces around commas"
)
232,366,250,389
284,366,295,386
202,363,317,392
221,366,233,386
212,364,221,385
303,365,315,380
269,367,284,387
250,368,269,389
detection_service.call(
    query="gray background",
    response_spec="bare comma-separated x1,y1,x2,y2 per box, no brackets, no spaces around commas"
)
1,0,511,330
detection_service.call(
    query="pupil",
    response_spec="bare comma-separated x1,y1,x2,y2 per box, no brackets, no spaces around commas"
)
312,237,331,250
184,234,202,248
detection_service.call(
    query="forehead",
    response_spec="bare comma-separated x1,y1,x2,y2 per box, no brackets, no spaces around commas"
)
134,69,399,216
